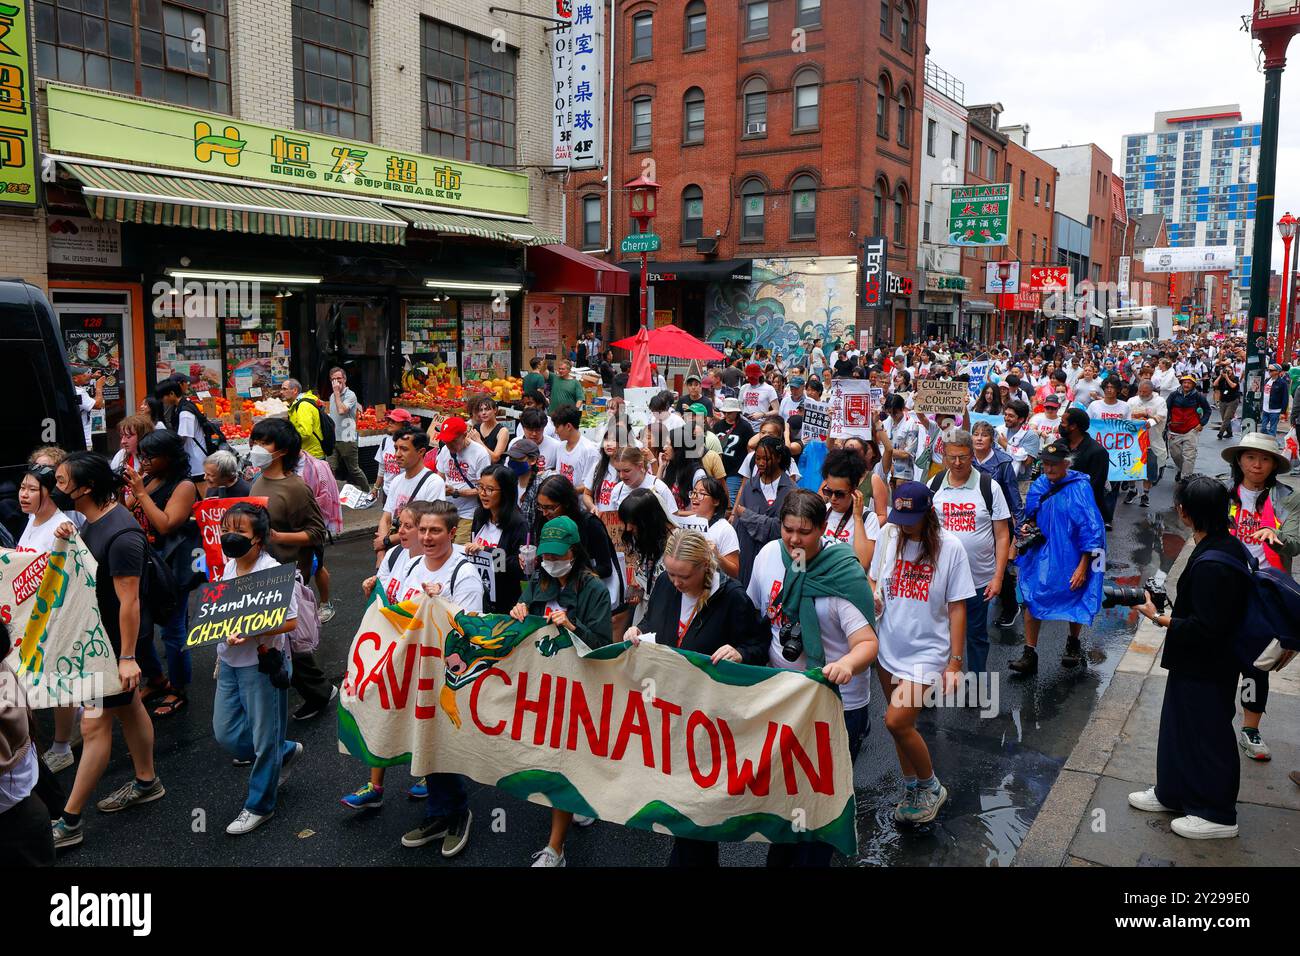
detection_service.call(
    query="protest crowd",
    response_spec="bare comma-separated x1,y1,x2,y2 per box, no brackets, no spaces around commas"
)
4,329,1300,868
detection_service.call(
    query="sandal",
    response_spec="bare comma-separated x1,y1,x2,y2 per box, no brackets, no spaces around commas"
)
149,693,188,718
141,681,173,707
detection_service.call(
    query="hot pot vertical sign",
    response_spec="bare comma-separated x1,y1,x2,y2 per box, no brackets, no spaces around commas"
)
861,236,887,308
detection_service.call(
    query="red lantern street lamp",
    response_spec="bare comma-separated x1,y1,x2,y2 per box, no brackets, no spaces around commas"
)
625,174,660,331
997,260,1012,345
1278,211,1297,363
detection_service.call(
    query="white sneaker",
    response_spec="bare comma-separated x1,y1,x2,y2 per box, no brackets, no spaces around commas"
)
573,814,596,828
42,748,74,774
1128,787,1174,813
318,602,336,624
1171,815,1239,840
226,809,274,835
1238,727,1271,761
530,846,566,867
278,741,304,787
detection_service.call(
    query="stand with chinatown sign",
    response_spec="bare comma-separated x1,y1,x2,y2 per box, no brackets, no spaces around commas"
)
551,0,605,170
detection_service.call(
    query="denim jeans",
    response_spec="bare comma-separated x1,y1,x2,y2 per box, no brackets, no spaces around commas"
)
965,588,991,674
213,660,297,815
725,474,742,508
1262,411,1281,436
424,773,469,820
137,603,192,689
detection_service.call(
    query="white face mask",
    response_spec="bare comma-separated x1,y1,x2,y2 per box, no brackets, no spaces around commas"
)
248,446,274,469
542,558,573,579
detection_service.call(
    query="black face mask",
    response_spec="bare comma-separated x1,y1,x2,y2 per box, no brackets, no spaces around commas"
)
50,487,78,512
220,533,254,559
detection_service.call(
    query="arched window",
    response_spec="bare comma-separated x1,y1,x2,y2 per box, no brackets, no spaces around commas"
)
893,184,908,245
683,87,705,144
792,69,820,131
743,76,768,136
790,174,816,238
876,74,892,138
684,1,707,50
682,185,704,242
632,12,653,59
900,1,914,52
896,87,911,147
872,178,888,235
741,179,765,240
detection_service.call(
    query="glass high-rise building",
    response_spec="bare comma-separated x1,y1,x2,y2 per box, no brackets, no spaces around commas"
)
1122,105,1260,293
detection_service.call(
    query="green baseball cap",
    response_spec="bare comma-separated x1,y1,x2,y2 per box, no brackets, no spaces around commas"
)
687,402,708,415
538,516,581,557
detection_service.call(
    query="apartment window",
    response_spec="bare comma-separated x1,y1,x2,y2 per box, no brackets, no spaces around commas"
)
791,175,816,238
682,185,704,242
1034,177,1040,204
295,0,372,139
582,196,601,249
923,200,932,241
632,12,652,59
926,118,937,157
970,138,982,171
872,180,886,235
1016,229,1023,255
422,20,516,166
797,0,821,28
793,70,819,130
986,148,996,179
36,0,232,112
896,89,910,147
684,1,706,50
743,77,767,135
1004,162,1011,183
900,1,913,52
1031,234,1036,260
950,130,959,161
1045,183,1051,206
741,179,765,240
879,0,891,37
683,87,705,144
893,185,907,245
1019,170,1026,197
631,96,652,149
746,1,768,39
876,75,891,138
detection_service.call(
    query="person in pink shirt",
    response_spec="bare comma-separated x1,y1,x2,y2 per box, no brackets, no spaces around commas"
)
295,449,342,622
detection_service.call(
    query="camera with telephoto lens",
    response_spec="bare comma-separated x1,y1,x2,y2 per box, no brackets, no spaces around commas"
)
257,645,292,689
779,618,804,662
1014,520,1047,554
1102,578,1169,613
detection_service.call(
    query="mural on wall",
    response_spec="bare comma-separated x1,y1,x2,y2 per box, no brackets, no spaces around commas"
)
705,257,858,354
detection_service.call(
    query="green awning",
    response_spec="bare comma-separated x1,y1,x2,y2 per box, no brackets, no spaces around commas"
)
61,162,408,245
393,206,560,245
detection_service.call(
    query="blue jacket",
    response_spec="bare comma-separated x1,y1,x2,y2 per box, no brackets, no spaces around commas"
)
975,445,1023,523
1015,470,1105,625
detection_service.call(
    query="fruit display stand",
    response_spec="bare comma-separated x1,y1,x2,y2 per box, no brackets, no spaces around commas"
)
214,390,389,454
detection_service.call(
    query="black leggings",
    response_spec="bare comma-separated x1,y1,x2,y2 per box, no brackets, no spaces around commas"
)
0,791,56,866
1239,665,1268,716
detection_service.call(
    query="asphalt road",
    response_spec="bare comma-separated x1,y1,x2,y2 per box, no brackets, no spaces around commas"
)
40,427,1237,868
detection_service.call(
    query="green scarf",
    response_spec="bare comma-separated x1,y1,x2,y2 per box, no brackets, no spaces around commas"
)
777,542,877,668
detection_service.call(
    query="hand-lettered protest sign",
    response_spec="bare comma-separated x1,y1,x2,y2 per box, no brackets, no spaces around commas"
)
186,563,297,648
339,592,858,855
1088,417,1148,482
828,380,873,439
800,398,832,442
193,496,269,581
966,362,990,398
914,379,969,417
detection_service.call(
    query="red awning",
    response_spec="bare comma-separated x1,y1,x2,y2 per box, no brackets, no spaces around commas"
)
528,244,630,295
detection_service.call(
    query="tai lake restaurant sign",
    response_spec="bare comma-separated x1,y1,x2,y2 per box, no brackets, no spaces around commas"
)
45,84,530,217
948,184,1011,247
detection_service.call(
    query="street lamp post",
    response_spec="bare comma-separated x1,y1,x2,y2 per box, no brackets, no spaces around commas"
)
1278,211,1298,362
997,260,1011,347
624,173,660,331
1244,2,1300,433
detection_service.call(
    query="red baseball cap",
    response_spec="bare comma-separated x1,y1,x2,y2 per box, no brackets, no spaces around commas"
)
386,408,415,423
436,416,468,442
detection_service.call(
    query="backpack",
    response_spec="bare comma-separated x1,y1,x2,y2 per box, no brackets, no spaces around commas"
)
288,570,321,654
1200,548,1300,672
929,469,995,516
177,399,229,456
293,397,336,457
105,526,179,622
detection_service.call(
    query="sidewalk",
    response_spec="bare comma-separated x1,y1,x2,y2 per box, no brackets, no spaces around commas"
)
1017,473,1300,867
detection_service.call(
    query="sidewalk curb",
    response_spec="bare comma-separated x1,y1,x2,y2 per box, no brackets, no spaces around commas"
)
1013,526,1196,867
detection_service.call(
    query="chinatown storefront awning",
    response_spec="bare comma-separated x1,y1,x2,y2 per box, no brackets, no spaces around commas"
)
528,244,630,295
964,299,997,313
620,258,753,283
60,161,409,245
395,206,560,245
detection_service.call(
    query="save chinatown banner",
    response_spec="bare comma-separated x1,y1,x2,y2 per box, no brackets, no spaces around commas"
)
338,593,857,854
0,537,122,707
1088,417,1149,482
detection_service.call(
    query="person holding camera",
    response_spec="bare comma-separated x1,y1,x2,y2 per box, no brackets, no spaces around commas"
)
211,502,303,836
746,490,879,863
1212,362,1241,439
1008,440,1106,675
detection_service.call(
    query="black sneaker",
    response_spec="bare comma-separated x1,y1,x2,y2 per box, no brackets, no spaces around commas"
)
1174,472,1181,483
1124,489,1138,505
1008,645,1038,674
292,685,338,721
1105,522,1113,531
442,810,473,858
1061,637,1083,668
1139,493,1149,508
995,605,1021,628
402,815,451,848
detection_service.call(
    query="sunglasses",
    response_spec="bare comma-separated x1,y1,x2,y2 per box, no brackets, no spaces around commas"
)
819,486,850,500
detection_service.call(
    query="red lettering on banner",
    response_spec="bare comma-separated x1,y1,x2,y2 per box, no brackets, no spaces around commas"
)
718,718,778,796
510,671,552,744
941,500,978,534
611,690,656,769
469,667,510,735
687,710,721,788
350,632,383,702
384,641,419,711
549,676,569,749
652,697,683,775
565,681,613,756
413,644,444,719
0,604,10,625
780,721,835,795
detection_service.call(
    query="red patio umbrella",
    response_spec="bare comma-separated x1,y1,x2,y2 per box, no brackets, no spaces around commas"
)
626,327,653,388
610,324,725,362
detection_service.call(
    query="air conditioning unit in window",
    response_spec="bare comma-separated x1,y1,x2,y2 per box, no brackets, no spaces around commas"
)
746,121,767,135
695,237,719,255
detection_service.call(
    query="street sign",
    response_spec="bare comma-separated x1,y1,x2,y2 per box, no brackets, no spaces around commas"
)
621,233,661,254
948,184,1011,247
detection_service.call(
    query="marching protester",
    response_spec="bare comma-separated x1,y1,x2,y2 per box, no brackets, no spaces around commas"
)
436,417,493,545
551,404,600,497
1126,378,1167,508
374,427,446,561
609,446,678,517
0,621,55,865
211,502,303,835
465,394,511,465
281,378,327,461
679,475,741,578
371,408,417,505
110,414,152,473
1166,374,1212,481
1056,407,1110,520
467,464,529,614
617,488,674,630
535,475,618,601
1008,440,1106,674
819,448,878,571
510,516,613,867
712,396,756,503
509,438,550,532
731,435,796,581
204,449,252,499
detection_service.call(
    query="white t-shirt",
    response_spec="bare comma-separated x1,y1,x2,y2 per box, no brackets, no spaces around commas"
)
1000,425,1042,478
671,514,741,560
738,451,801,482
1087,398,1128,422
217,552,298,668
529,435,565,473
1028,412,1060,445
377,544,417,604
587,458,620,512
746,540,873,711
1127,394,1168,453
779,394,805,419
374,435,403,494
17,511,75,553
869,525,976,684
1072,377,1102,406
437,441,492,520
739,382,778,420
176,408,207,477
473,521,503,548
77,386,95,447
609,472,677,518
932,472,1010,588
109,449,140,472
399,548,484,611
821,508,881,551
555,437,600,490
1234,486,1268,564
386,467,446,519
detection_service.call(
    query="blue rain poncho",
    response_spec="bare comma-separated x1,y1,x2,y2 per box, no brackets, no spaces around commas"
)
1015,469,1105,624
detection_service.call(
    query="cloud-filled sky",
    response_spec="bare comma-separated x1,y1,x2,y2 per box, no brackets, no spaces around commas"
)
925,0,1299,273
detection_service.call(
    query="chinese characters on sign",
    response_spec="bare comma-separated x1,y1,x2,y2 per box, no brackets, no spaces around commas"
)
948,184,1011,247
1027,266,1070,291
0,1,36,206
861,236,887,307
924,273,970,293
552,0,605,170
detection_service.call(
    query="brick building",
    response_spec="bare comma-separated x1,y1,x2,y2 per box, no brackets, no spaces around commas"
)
565,0,928,354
